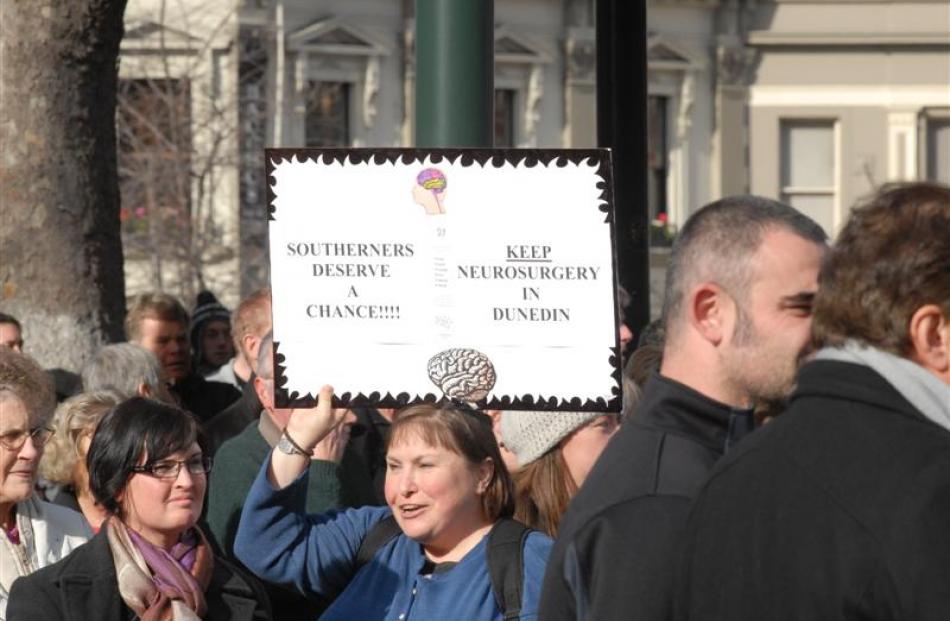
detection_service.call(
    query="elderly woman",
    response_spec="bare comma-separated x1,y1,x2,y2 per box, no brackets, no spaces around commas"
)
234,387,552,620
0,348,91,620
501,411,620,537
40,390,123,531
8,397,270,620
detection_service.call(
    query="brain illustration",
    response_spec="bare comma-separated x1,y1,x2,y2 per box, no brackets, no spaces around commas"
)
427,348,496,401
417,168,447,193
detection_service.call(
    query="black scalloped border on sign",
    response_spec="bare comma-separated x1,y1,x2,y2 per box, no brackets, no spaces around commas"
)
267,147,624,413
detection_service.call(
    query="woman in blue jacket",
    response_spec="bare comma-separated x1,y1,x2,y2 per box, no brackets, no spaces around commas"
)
235,386,551,620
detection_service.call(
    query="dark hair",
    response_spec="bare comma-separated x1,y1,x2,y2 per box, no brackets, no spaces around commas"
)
87,396,204,516
0,312,21,331
812,182,950,355
661,195,827,342
389,404,515,521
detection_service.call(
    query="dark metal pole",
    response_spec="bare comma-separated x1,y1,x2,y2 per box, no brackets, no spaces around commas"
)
415,0,494,147
597,0,650,335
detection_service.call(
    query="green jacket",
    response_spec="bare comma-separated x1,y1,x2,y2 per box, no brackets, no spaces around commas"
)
205,413,376,620
206,413,375,558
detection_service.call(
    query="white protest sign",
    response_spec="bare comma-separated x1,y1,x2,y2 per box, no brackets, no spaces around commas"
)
267,149,622,411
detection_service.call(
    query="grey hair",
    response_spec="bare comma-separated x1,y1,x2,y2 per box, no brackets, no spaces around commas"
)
0,348,56,427
256,331,274,380
661,195,827,342
81,343,164,398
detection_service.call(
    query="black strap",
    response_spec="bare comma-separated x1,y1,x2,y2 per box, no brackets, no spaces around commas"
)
487,518,531,621
355,515,402,568
355,514,532,619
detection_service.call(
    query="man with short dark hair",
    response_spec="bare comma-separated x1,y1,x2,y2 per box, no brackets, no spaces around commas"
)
540,196,828,620
126,292,238,422
675,182,950,620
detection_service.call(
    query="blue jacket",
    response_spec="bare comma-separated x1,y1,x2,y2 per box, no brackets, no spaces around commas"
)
235,457,552,620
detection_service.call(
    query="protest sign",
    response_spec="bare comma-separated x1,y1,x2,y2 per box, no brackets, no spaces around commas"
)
268,148,622,411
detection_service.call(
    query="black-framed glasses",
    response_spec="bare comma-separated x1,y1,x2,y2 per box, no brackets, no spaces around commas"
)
0,426,55,451
131,456,213,480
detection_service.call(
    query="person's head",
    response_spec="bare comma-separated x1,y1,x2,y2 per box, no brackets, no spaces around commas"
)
0,348,56,513
40,390,124,491
623,342,664,388
87,397,209,549
617,286,634,355
190,290,233,371
812,182,950,383
500,410,619,536
385,404,513,556
125,292,191,382
0,313,23,352
660,195,828,407
81,343,173,403
621,377,643,420
232,288,272,372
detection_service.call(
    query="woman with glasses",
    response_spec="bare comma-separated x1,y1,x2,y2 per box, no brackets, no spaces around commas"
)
0,348,91,620
8,396,270,620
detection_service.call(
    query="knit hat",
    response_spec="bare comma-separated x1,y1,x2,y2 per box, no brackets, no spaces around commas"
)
190,290,230,353
500,410,602,465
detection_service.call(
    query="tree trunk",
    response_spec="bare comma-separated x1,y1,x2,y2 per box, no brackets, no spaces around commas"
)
0,0,129,372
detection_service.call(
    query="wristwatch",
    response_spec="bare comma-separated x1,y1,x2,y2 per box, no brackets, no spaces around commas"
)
276,430,308,456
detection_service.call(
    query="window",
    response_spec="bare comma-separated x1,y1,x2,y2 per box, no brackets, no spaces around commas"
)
305,81,350,147
494,89,516,148
924,115,950,185
117,78,192,256
780,120,835,235
647,95,671,246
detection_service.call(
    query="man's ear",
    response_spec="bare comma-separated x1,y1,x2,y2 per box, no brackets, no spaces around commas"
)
909,304,950,383
244,334,262,369
137,382,151,398
254,376,274,410
688,283,733,346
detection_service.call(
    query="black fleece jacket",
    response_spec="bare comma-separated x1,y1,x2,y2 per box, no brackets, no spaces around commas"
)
540,373,755,621
675,360,950,621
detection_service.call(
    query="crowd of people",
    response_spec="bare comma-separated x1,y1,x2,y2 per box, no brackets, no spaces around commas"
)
0,180,947,620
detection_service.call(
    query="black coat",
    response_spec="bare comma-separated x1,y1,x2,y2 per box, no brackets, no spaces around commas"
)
8,526,271,621
675,360,950,620
173,373,241,425
203,374,262,457
539,374,755,621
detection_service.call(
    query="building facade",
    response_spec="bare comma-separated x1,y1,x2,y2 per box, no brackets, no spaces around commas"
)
117,0,950,312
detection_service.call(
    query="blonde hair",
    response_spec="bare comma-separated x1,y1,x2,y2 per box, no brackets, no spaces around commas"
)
124,292,188,341
40,390,123,485
232,288,272,360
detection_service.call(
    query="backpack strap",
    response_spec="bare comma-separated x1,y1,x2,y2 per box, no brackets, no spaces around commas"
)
355,514,402,569
487,518,532,621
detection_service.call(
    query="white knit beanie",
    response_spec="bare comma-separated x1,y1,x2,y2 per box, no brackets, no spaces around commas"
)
500,410,602,466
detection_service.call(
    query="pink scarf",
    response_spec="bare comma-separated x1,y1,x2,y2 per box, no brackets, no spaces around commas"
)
106,516,213,621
